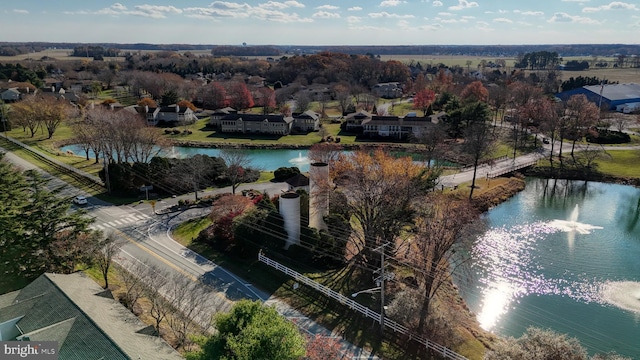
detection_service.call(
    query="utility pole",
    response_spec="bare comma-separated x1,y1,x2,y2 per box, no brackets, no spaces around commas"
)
374,243,390,335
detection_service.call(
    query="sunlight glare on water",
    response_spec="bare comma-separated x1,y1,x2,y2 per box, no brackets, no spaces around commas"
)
472,220,606,330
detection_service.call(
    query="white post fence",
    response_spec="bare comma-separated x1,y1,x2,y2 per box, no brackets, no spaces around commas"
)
258,252,468,360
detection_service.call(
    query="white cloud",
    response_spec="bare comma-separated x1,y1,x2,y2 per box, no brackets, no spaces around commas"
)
111,3,127,11
368,11,414,18
449,0,479,11
347,15,362,23
398,19,411,28
438,12,454,16
183,2,313,22
462,15,475,19
315,5,339,10
12,9,28,14
493,17,513,23
432,1,443,6
313,11,340,18
380,0,405,7
583,2,638,12
548,12,600,24
518,10,544,16
132,5,182,18
348,6,362,11
257,1,305,9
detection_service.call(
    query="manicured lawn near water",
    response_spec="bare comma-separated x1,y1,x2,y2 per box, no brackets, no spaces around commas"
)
596,150,640,177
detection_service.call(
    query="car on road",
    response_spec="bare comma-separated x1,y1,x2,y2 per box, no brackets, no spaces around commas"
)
73,195,88,205
543,138,550,144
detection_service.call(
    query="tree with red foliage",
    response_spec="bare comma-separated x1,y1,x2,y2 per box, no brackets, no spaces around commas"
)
460,80,489,103
200,82,228,110
227,82,254,110
304,334,351,360
254,87,276,114
413,88,436,116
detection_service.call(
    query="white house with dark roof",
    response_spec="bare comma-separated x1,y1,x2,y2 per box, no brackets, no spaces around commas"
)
156,104,197,125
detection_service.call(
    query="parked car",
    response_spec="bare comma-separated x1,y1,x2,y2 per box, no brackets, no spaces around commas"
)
543,138,550,144
73,195,88,205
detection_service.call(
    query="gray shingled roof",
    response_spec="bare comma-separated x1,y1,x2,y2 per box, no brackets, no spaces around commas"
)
0,273,183,360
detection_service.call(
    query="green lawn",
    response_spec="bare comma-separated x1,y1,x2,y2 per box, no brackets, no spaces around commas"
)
596,150,640,178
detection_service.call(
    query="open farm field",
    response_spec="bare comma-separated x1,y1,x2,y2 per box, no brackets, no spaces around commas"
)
560,67,640,84
378,54,518,67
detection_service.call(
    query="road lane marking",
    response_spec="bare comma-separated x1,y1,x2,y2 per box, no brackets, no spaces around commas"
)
112,228,233,306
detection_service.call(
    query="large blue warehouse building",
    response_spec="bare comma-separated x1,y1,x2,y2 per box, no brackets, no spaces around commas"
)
556,83,640,111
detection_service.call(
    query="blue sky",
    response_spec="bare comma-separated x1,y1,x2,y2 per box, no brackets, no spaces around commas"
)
2,0,639,45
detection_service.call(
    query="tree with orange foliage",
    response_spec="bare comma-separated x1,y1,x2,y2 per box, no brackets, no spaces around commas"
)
460,80,489,103
434,68,453,93
329,149,437,268
177,99,197,111
137,97,157,108
413,88,436,116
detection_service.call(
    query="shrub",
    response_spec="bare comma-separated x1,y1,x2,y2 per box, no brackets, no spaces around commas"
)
274,167,301,182
587,129,630,144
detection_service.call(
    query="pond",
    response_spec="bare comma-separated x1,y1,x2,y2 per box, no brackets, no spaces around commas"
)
459,178,640,358
60,144,444,172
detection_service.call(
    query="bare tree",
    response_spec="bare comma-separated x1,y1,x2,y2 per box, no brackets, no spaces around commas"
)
170,154,223,201
412,123,448,169
116,260,147,312
463,121,496,199
295,91,312,113
220,149,255,195
93,232,125,289
165,273,211,349
409,195,477,334
564,94,599,160
138,264,172,335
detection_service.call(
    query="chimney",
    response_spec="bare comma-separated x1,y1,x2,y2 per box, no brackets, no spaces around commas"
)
175,105,179,113
145,105,149,113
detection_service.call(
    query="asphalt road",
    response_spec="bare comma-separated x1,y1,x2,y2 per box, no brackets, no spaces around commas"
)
1,146,376,359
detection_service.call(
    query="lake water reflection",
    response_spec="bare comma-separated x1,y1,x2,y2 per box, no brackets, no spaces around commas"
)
458,178,640,357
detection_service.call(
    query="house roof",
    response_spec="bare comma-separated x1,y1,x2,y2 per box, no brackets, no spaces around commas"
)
0,273,182,360
292,110,320,120
286,173,309,187
159,105,190,114
221,113,293,124
583,83,640,102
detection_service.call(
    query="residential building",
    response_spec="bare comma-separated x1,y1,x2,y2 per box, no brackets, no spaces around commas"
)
207,107,237,128
372,82,403,99
156,105,197,125
344,110,372,132
0,88,21,102
219,113,293,135
361,114,435,140
292,110,320,132
0,272,182,359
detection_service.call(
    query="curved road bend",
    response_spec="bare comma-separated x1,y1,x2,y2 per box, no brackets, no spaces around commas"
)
0,145,376,359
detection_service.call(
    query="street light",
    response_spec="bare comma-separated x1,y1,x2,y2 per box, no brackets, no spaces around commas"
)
351,287,381,298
